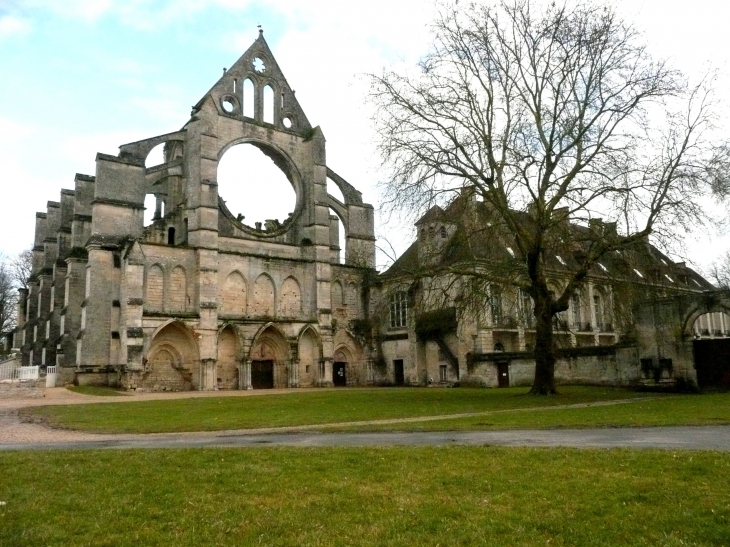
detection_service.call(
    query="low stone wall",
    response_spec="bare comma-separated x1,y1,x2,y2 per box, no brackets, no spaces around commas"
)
466,345,642,388
0,379,45,399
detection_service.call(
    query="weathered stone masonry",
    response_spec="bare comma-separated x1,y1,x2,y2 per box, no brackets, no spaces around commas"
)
18,32,377,391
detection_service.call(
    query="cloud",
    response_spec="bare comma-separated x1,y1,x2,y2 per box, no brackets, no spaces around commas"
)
0,15,31,38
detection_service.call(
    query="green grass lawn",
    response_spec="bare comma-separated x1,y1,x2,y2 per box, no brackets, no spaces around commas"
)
20,386,651,434
338,391,730,432
66,385,128,396
0,447,728,546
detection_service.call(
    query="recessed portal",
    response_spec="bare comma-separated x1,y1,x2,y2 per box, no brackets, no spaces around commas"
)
217,143,296,231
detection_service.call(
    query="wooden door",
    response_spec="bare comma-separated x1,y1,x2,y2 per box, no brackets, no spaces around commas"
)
394,359,405,386
497,361,509,388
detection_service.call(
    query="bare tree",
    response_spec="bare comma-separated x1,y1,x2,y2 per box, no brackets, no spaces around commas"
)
0,255,17,335
10,249,33,291
371,0,727,393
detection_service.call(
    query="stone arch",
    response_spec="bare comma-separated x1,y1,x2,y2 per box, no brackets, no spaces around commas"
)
143,321,200,391
169,266,187,311
249,324,290,389
279,276,302,317
221,271,247,315
146,264,164,311
331,280,343,309
682,300,730,337
251,273,276,316
297,325,321,388
217,325,240,390
333,328,364,386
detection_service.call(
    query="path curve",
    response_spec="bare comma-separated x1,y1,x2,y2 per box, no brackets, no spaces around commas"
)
1,388,728,451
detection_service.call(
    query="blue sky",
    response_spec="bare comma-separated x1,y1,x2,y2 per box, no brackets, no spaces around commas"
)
1,0,729,272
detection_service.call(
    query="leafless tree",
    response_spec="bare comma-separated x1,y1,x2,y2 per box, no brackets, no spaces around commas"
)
371,0,728,393
10,249,32,291
0,255,17,335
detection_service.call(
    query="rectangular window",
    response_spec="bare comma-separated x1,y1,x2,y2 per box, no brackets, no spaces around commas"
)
490,287,503,326
439,364,448,382
571,294,581,328
520,289,534,328
389,291,408,328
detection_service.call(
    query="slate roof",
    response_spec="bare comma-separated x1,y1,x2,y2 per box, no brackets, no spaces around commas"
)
383,193,714,292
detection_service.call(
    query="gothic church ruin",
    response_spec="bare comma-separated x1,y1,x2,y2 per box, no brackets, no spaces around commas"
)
16,32,376,390
14,33,730,391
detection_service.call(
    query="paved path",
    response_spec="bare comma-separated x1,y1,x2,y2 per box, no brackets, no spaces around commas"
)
2,426,730,451
1,388,729,452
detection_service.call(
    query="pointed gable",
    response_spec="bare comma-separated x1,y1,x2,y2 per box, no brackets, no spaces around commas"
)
193,30,312,136
415,205,448,226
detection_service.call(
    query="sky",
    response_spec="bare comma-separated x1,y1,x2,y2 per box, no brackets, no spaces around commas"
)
0,0,729,273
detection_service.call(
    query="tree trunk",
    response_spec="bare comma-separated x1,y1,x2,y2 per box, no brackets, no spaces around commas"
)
530,294,557,395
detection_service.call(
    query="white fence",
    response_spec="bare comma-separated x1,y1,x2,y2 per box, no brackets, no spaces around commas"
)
0,363,18,381
46,365,57,388
0,364,40,382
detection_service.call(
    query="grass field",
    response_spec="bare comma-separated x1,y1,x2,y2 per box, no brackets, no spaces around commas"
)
21,386,652,434
336,391,730,432
66,385,128,397
1,447,728,546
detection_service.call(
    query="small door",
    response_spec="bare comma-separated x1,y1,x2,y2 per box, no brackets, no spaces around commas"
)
333,362,347,387
497,361,510,388
251,360,274,389
394,359,405,386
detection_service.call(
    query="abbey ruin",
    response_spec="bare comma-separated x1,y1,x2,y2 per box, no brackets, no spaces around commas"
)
13,33,730,391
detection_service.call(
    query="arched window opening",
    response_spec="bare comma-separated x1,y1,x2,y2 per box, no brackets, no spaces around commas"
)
242,79,254,118
263,85,274,124
167,227,176,246
217,143,296,230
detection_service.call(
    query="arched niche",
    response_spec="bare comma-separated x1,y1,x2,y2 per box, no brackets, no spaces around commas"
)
249,324,290,389
297,326,321,388
144,321,200,391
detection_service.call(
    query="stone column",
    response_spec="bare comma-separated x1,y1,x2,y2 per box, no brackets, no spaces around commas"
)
240,359,252,390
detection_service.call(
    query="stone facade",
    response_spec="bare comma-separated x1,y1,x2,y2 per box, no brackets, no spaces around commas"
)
15,33,377,391
376,192,724,389
13,34,726,392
